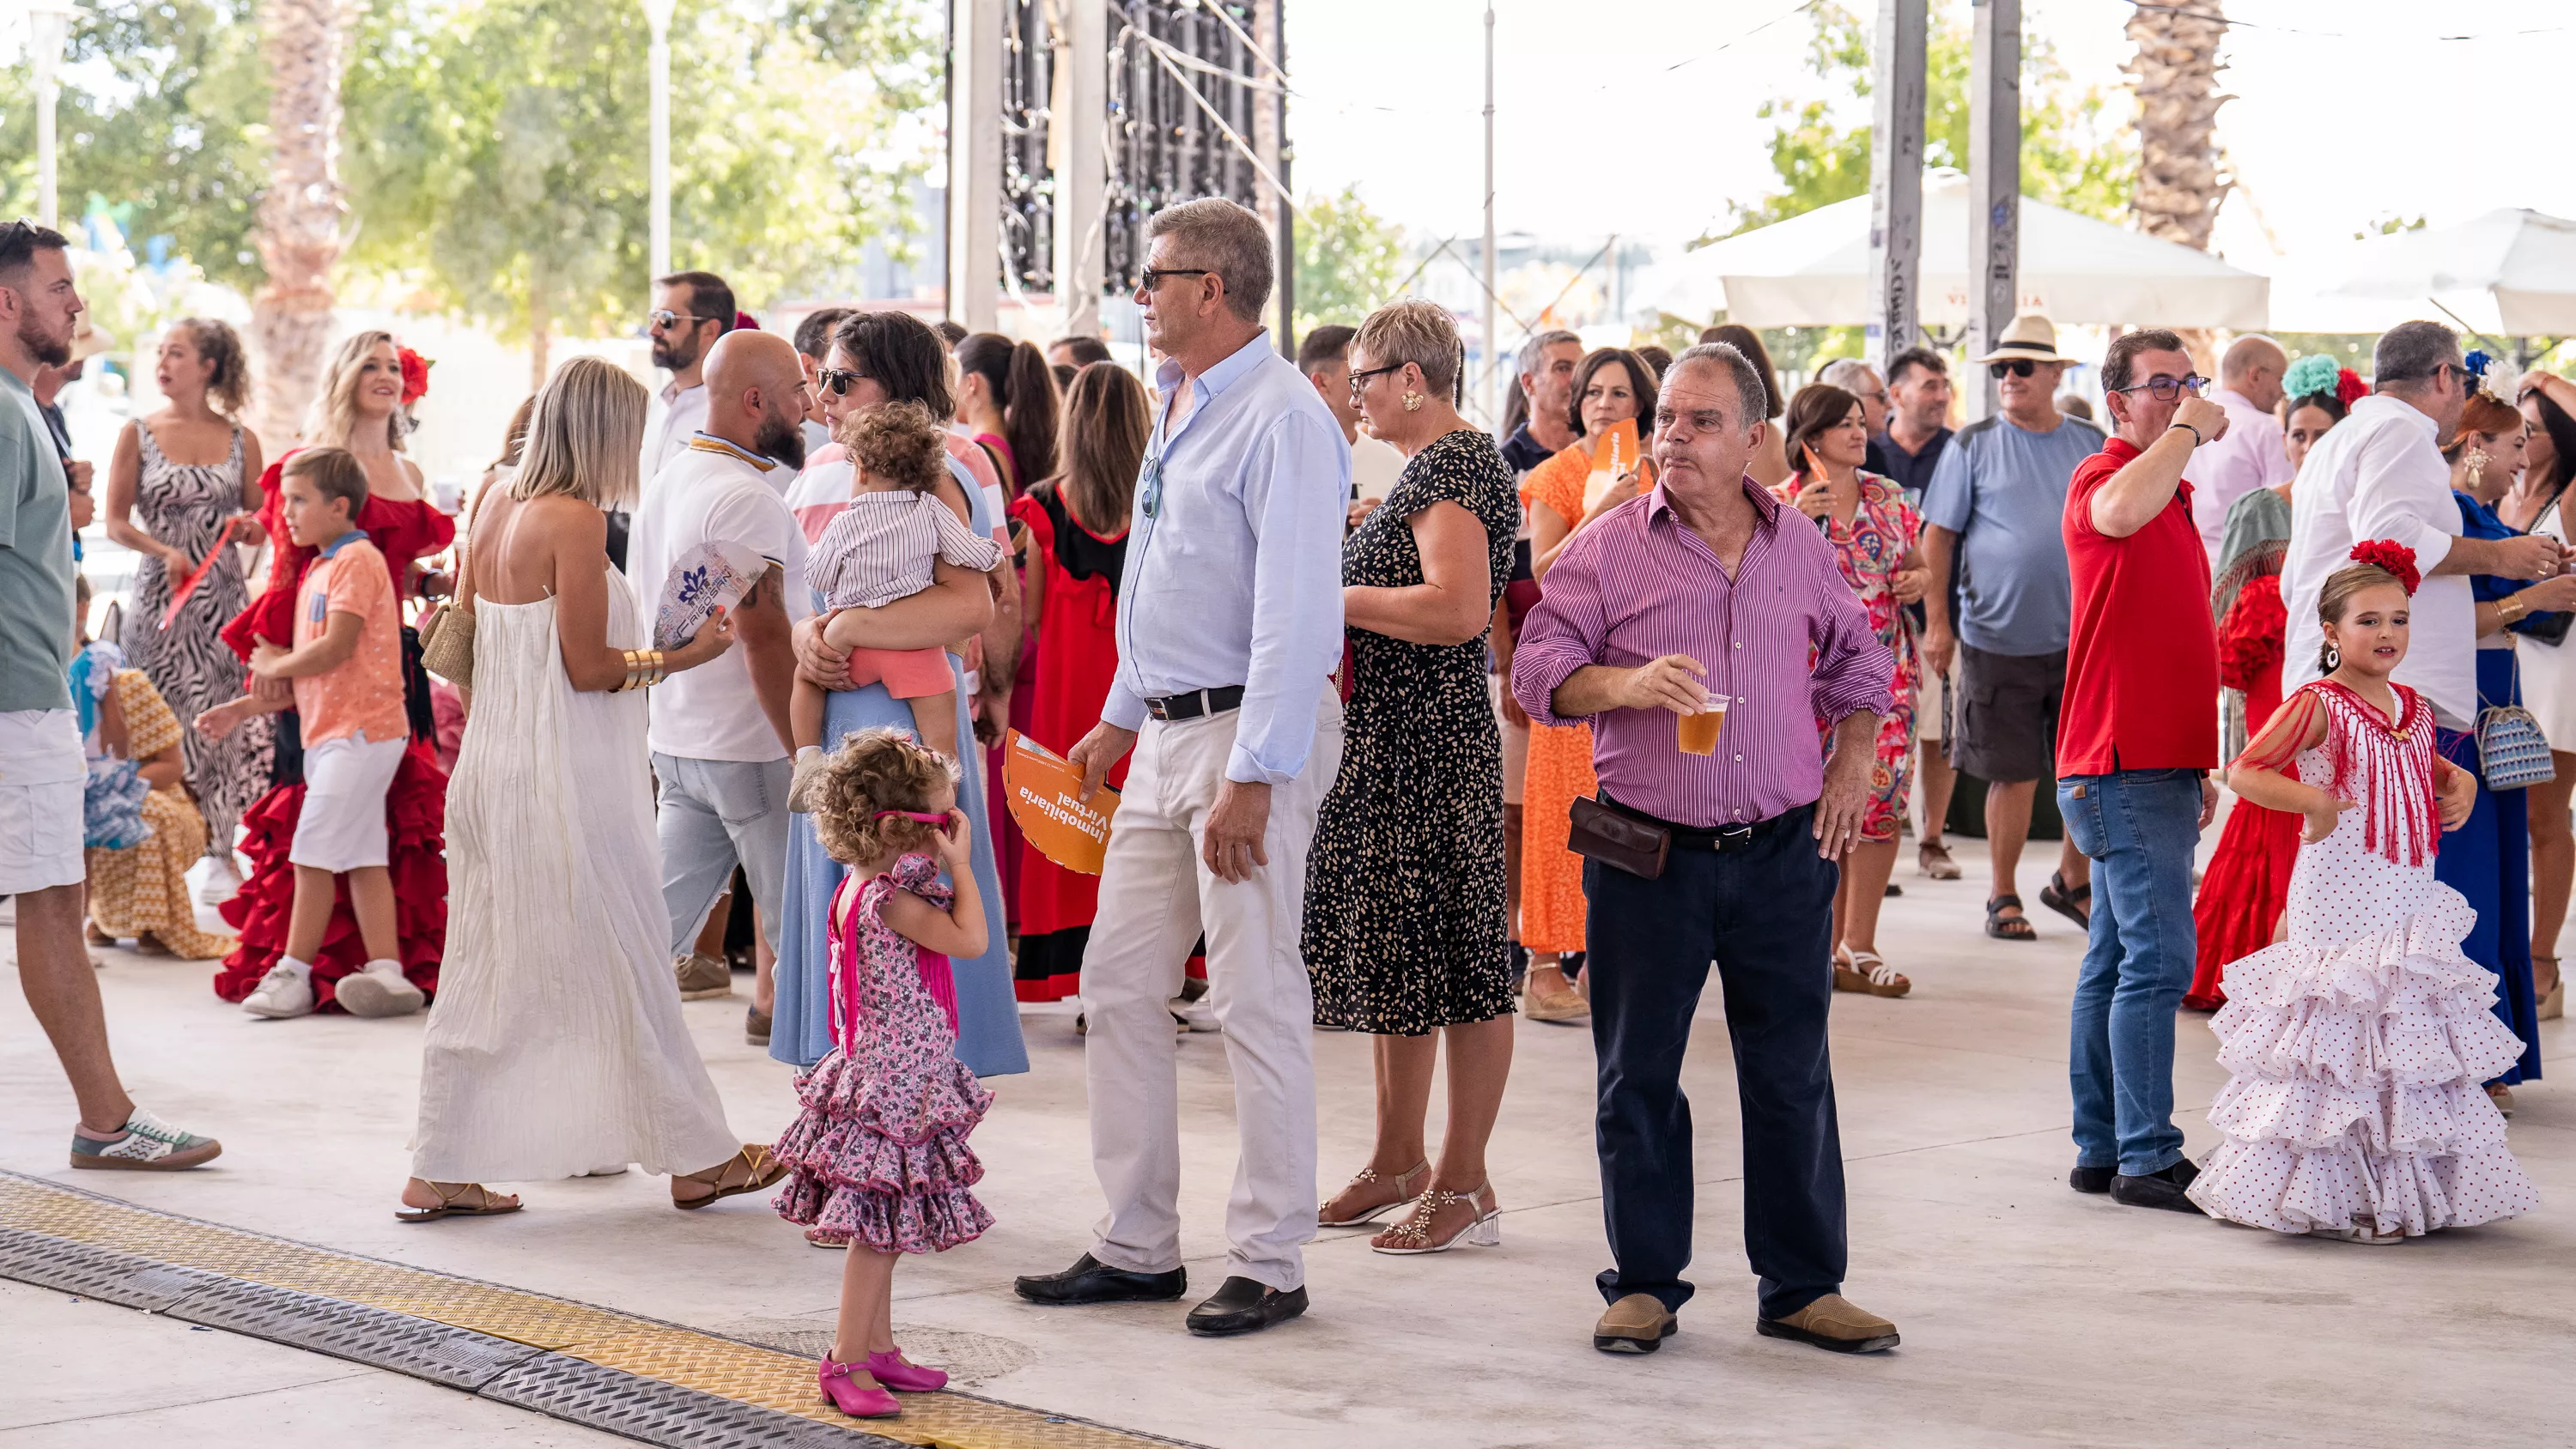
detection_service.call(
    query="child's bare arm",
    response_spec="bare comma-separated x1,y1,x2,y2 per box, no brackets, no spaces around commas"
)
2435,757,2476,830
2223,692,2347,840
875,809,989,958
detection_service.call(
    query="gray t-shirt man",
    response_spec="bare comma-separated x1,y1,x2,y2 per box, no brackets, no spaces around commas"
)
1920,411,2105,658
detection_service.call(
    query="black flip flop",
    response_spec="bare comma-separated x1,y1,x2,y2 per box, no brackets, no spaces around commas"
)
1986,894,2036,942
2039,870,2092,929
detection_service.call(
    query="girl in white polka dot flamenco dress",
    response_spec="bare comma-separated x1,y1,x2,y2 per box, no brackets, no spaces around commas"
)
2190,543,2539,1244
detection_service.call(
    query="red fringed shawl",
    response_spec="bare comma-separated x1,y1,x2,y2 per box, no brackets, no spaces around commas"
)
2308,681,2441,867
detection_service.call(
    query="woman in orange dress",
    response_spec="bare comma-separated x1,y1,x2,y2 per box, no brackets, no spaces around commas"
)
1514,348,1657,1023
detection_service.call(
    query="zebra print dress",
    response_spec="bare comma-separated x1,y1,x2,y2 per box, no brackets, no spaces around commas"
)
122,423,270,858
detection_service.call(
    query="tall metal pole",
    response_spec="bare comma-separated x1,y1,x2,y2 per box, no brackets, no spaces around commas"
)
28,1,77,232
1865,0,1927,376
946,0,1002,330
1053,0,1107,339
1270,0,1293,357
1480,3,1497,427
1966,0,2021,421
643,0,675,282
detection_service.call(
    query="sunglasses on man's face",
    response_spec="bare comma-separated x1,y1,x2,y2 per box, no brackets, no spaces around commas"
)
647,310,714,331
1989,359,2041,379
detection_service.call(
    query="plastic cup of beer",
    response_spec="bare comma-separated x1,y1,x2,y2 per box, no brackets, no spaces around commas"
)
1677,691,1727,756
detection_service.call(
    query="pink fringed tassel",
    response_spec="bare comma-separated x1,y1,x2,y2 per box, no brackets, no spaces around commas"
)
915,945,959,1037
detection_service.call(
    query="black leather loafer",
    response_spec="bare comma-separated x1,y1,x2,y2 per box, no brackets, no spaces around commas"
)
1184,1276,1308,1337
2069,1164,2114,1194
1012,1253,1188,1305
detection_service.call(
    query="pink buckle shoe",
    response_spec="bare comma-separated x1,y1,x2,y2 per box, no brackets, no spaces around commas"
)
866,1349,948,1393
817,1355,900,1418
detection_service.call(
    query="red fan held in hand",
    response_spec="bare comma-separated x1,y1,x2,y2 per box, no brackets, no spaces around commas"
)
2348,540,2420,595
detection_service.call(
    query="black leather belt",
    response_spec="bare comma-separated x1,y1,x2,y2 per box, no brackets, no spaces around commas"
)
1144,685,1245,722
1598,791,1808,853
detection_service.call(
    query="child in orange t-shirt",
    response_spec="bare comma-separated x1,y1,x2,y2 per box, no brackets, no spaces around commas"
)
199,448,419,1020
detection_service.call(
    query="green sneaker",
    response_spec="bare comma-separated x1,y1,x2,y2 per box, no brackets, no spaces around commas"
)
70,1108,222,1172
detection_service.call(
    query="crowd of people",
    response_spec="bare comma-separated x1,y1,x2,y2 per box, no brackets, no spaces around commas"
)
2,191,2561,1411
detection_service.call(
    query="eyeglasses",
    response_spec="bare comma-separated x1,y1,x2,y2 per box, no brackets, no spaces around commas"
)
647,310,714,331
817,367,865,397
1346,363,1403,398
1988,359,2044,379
2111,373,2211,402
1137,268,1213,291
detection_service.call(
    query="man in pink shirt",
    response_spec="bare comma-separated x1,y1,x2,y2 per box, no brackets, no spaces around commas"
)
1513,343,1899,1359
2192,334,2293,560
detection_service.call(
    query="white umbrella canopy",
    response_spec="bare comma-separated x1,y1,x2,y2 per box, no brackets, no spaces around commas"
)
1655,171,2270,330
2264,209,2576,336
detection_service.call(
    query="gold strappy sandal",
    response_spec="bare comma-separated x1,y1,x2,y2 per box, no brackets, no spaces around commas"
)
1319,1160,1428,1228
1370,1183,1502,1255
672,1143,787,1210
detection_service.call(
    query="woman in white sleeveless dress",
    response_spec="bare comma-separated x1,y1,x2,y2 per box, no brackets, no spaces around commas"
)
400,358,785,1221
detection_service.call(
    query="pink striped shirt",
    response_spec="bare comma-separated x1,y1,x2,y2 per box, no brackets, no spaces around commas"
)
1510,477,1895,828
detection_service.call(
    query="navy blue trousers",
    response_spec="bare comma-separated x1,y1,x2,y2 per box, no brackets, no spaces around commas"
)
1583,803,1846,1321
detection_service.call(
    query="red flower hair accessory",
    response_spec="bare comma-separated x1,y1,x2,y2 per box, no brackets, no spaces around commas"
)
398,347,433,407
2335,367,2366,408
2348,539,2420,595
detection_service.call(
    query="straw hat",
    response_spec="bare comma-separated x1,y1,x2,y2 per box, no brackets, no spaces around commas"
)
1972,313,2064,366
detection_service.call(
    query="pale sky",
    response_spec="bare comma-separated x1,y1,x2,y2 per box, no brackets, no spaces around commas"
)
1284,0,2576,271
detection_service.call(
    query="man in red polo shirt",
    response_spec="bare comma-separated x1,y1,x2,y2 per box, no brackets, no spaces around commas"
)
2056,328,2224,1216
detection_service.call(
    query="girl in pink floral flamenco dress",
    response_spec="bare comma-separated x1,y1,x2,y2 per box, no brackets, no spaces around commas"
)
2190,543,2538,1243
773,727,993,1419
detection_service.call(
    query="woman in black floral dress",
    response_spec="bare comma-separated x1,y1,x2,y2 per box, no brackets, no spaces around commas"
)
1306,300,1520,1258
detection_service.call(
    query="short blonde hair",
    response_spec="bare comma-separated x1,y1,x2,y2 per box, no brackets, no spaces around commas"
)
513,356,648,508
307,330,409,451
1354,299,1462,399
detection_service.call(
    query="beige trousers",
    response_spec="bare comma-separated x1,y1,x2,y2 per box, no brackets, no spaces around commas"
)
1082,690,1342,1293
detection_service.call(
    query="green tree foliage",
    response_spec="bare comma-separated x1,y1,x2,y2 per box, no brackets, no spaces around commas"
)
343,0,939,353
1293,185,1406,335
0,0,270,292
1725,0,2136,239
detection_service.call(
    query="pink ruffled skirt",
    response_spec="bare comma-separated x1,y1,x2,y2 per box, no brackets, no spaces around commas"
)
771,1047,994,1253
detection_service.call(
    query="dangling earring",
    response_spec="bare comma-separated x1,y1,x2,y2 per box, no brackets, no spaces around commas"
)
2466,446,2491,489
2324,642,2342,672
1402,391,1425,413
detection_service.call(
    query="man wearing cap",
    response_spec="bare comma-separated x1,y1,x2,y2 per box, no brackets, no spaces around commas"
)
1918,315,2103,943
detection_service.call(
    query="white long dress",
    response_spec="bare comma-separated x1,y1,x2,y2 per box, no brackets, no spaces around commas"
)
411,570,742,1182
2189,680,2539,1236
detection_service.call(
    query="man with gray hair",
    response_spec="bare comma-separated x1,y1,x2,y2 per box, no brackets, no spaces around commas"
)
2281,320,2558,732
2192,333,2293,561
1815,358,1893,476
1014,197,1349,1338
1514,341,1900,1357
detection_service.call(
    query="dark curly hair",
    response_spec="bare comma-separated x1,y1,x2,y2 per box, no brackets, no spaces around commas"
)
840,399,950,496
169,317,252,421
811,727,960,868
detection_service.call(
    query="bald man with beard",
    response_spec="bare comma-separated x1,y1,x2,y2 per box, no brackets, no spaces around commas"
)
2195,334,2294,561
630,329,815,1013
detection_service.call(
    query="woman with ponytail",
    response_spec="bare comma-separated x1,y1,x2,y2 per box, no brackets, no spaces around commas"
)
952,334,1061,498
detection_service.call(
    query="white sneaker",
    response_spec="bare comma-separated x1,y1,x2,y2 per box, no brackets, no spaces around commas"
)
335,958,425,1018
197,855,244,906
241,963,315,1018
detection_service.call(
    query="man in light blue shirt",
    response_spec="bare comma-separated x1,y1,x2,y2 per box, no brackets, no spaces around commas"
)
1014,198,1347,1339
1916,314,2100,942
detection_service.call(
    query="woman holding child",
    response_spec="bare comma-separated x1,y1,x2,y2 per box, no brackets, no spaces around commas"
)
398,356,787,1222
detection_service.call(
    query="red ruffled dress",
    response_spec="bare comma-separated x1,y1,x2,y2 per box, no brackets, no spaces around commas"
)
773,856,993,1252
1005,484,1129,1001
211,459,453,1009
2188,573,2303,1010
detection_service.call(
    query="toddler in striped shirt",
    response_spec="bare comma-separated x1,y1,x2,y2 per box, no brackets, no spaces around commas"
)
789,402,1003,812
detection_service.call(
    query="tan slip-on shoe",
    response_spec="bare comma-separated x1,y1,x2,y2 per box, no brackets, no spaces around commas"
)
675,952,733,1000
1756,1293,1899,1354
1524,967,1589,1024
1593,1293,1678,1354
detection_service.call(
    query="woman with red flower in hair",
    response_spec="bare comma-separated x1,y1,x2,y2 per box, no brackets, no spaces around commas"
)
198,330,456,1017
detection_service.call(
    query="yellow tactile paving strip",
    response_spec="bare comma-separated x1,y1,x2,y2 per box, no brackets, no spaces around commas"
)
0,1173,1177,1449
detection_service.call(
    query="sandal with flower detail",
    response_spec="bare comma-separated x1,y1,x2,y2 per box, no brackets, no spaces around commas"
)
671,1143,787,1210
1370,1182,1502,1255
1320,1159,1428,1228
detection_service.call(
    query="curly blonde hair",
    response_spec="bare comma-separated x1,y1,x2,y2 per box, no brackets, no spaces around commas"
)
811,727,960,866
839,399,950,495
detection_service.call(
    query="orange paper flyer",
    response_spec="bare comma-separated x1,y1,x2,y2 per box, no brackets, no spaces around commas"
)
1002,730,1119,875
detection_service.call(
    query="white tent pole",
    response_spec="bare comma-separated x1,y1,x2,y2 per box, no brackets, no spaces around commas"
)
1866,0,1927,375
1966,0,2020,420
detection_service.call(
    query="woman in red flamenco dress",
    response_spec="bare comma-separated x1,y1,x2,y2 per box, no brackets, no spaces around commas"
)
210,332,453,1012
2186,373,2354,1009
1004,365,1147,1003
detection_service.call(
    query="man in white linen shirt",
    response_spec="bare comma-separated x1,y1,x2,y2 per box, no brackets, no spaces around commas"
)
2193,334,2294,560
2281,321,2561,731
642,270,736,476
631,331,811,1017
1012,198,1348,1339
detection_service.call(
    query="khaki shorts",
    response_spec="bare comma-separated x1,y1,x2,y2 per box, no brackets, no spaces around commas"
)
1950,644,2066,785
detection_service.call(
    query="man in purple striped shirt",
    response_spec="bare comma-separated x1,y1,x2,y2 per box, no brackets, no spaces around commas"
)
1512,343,1900,1357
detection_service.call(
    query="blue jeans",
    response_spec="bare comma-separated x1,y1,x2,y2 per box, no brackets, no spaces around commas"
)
2056,768,2202,1176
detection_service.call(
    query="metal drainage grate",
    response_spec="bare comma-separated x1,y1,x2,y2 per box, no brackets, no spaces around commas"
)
164,1276,547,1391
479,1352,910,1449
0,1228,226,1311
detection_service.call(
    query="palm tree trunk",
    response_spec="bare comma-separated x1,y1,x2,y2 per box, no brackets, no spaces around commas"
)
2124,1,2229,251
249,0,354,451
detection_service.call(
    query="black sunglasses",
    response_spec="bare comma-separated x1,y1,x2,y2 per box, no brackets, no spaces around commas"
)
1988,359,2043,379
817,367,865,397
647,309,716,330
1138,267,1213,291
